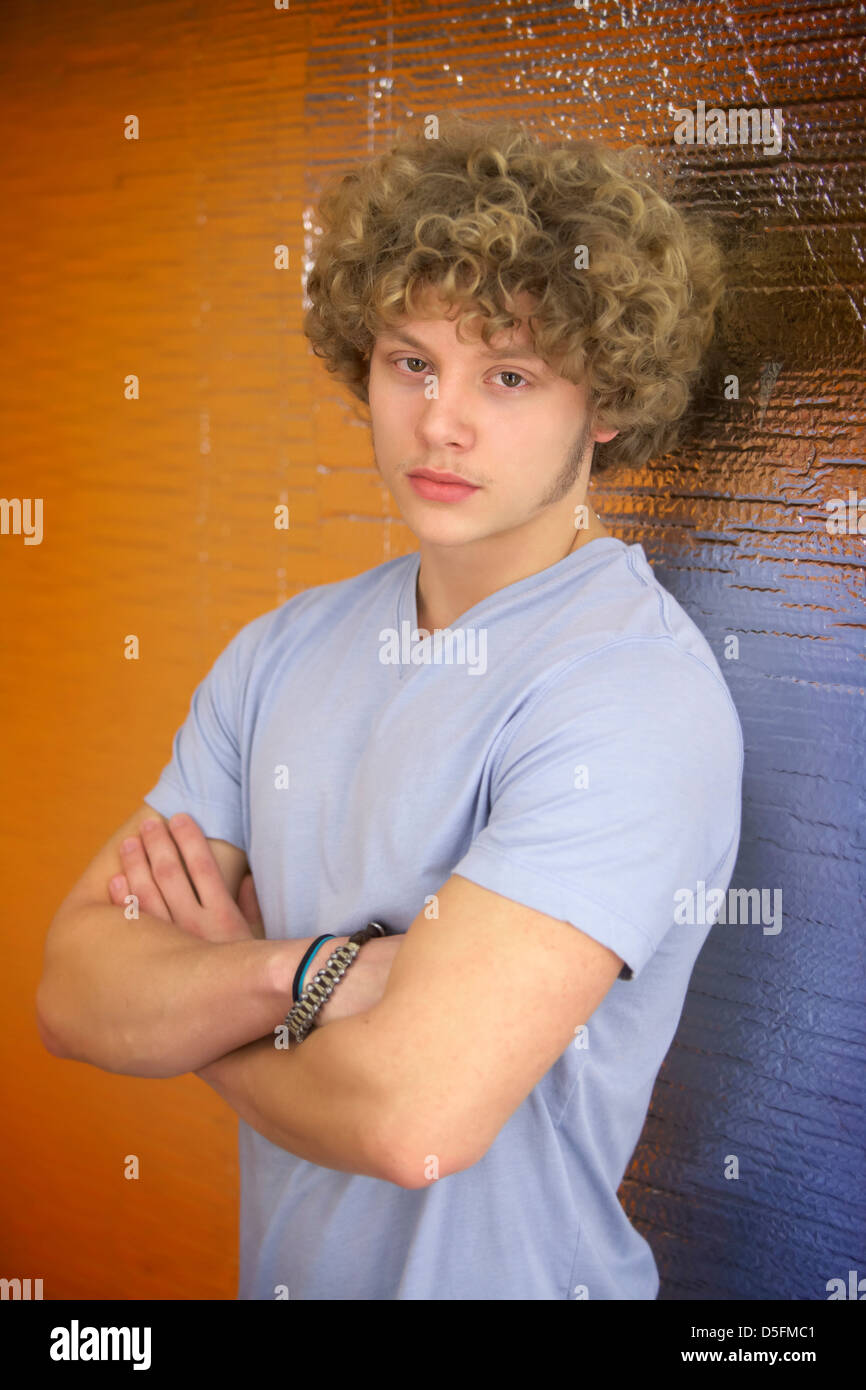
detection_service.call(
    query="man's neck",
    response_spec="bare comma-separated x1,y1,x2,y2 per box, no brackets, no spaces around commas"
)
415,506,611,636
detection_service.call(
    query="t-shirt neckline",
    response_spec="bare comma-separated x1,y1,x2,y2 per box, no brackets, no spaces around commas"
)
398,535,630,638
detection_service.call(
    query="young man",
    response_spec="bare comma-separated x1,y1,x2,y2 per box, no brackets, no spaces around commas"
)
39,114,743,1299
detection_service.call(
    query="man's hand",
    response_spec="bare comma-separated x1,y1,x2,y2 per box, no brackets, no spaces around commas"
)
107,814,259,945
106,813,405,1030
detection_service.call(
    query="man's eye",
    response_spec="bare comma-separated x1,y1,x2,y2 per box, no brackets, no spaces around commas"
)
394,357,429,374
393,358,529,389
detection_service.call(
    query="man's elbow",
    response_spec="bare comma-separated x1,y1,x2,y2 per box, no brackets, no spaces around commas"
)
35,977,75,1059
363,1034,486,1188
376,1102,483,1190
35,983,165,1077
334,1010,482,1187
36,1002,70,1058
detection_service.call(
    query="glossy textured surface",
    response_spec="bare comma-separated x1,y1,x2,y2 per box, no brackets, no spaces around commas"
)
1,0,863,1299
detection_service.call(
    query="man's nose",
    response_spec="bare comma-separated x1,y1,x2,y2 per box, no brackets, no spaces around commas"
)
417,375,476,433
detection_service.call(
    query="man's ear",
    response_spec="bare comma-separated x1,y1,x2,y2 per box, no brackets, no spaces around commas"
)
587,401,618,445
592,421,619,444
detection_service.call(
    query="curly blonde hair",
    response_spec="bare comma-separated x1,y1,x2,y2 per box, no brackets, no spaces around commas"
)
303,112,724,473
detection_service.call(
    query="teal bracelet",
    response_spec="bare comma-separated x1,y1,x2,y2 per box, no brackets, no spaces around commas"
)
296,934,336,1000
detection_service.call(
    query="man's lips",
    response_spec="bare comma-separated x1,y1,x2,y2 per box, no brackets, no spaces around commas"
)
408,475,480,503
407,472,481,503
409,469,478,486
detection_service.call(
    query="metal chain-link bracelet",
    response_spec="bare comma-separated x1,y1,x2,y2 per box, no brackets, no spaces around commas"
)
283,922,388,1044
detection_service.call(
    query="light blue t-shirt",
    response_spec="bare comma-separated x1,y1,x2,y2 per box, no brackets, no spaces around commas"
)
143,536,743,1300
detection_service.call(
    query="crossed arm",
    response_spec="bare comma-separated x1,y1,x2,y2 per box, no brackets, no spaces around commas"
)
41,811,418,1186
40,809,624,1192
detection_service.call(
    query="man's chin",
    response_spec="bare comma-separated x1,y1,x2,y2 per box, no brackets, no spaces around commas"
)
406,520,505,552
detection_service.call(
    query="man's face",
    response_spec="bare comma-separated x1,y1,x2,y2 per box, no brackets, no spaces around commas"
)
366,286,615,549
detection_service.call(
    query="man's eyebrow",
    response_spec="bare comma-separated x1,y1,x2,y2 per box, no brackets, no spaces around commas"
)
377,328,547,364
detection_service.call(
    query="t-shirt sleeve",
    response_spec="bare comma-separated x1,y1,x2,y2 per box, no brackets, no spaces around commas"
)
451,640,743,981
142,615,270,852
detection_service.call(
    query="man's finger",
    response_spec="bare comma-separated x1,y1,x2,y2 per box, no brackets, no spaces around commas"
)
166,813,244,912
119,836,172,921
108,873,128,904
139,819,202,920
238,873,265,929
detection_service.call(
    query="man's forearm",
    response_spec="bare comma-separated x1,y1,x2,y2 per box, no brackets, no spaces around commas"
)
40,903,328,1079
196,1011,402,1185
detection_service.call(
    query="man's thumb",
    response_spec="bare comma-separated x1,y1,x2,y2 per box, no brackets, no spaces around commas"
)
238,872,264,928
